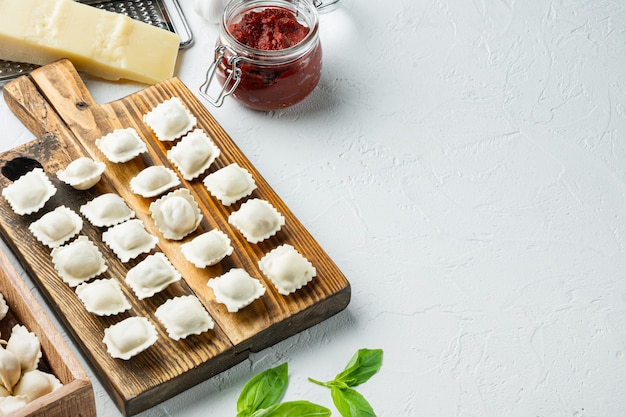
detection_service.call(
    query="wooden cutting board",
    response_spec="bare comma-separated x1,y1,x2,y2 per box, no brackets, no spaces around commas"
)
0,59,350,416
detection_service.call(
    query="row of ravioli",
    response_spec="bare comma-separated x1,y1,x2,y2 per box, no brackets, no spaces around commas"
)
3,181,215,360
0,96,317,360
128,96,318,297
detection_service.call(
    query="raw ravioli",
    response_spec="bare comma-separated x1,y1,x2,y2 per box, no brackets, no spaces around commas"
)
80,193,135,227
207,268,265,312
130,165,181,198
95,128,147,163
258,244,316,295
228,198,285,243
56,157,105,190
203,163,256,206
167,128,220,180
143,97,196,141
155,295,214,340
2,168,56,215
29,205,82,248
180,229,233,268
103,317,158,360
150,188,202,240
51,236,107,287
102,219,158,262
76,279,131,316
126,253,182,299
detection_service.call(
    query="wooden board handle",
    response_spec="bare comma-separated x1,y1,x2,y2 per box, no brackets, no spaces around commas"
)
2,68,63,141
3,59,112,145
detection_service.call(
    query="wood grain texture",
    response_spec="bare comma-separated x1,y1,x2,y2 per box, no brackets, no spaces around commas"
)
0,248,96,417
0,59,350,416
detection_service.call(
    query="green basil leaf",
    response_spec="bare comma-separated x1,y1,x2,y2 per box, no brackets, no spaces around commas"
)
331,387,377,417
237,363,289,417
333,348,383,387
249,401,332,417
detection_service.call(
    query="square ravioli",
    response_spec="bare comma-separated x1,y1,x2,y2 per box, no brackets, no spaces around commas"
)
150,188,202,240
51,236,108,287
2,168,57,216
167,129,220,181
228,199,285,243
143,97,196,141
155,295,214,340
80,193,135,227
102,219,159,262
103,317,158,360
75,278,131,316
125,252,182,299
258,244,316,295
203,163,256,206
181,229,233,268
207,268,266,312
29,205,82,248
95,128,148,163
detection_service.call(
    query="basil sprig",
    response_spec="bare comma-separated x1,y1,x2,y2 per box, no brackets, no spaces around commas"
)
236,363,331,417
235,348,383,417
309,349,383,417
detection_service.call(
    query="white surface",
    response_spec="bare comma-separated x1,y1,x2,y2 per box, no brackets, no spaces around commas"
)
1,0,626,416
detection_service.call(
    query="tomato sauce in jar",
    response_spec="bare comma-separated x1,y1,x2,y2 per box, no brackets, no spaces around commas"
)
229,8,309,50
204,0,322,111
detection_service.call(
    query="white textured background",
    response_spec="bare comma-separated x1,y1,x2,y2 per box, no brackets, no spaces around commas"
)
2,0,626,416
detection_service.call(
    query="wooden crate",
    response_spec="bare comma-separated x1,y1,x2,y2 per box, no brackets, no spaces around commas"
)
0,248,96,417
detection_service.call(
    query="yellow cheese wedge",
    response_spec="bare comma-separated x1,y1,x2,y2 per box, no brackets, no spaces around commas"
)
0,0,181,84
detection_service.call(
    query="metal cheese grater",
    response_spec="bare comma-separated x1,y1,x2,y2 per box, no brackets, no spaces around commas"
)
0,0,192,85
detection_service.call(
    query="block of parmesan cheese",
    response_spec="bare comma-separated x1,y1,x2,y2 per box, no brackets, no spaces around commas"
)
0,0,181,84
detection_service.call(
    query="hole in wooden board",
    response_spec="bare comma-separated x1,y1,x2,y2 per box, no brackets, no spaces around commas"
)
1,157,43,181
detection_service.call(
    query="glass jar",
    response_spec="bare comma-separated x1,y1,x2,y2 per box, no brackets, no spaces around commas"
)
200,0,322,111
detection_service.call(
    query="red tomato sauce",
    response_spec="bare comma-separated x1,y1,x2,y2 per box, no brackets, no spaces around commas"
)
229,8,309,50
218,7,322,111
